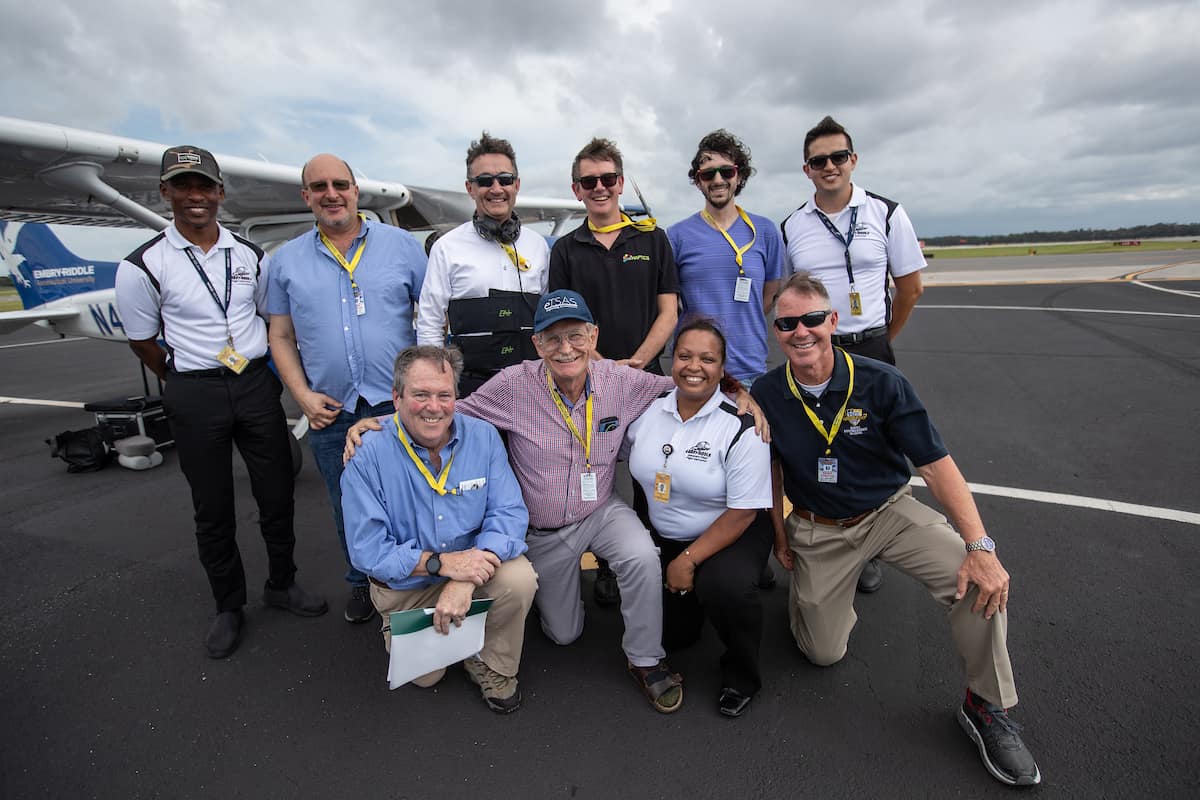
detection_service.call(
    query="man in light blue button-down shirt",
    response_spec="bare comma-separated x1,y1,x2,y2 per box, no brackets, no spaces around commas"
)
341,345,536,713
268,153,426,624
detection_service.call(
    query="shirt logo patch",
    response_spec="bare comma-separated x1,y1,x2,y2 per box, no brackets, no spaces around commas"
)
853,223,871,236
685,441,712,462
231,265,254,284
622,254,650,263
844,408,869,436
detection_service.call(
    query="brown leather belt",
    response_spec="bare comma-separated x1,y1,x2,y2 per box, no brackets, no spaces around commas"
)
368,577,389,590
792,507,872,528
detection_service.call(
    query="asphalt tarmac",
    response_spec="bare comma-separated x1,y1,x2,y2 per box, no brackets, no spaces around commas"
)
1,251,1198,798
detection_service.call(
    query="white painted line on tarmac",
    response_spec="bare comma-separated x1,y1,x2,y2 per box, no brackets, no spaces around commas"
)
1131,280,1200,299
0,396,87,409
909,477,1200,526
0,336,87,350
919,304,1200,319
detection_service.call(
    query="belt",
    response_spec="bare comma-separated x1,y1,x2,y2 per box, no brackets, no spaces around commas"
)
173,355,269,378
792,507,872,528
368,577,390,590
831,326,887,346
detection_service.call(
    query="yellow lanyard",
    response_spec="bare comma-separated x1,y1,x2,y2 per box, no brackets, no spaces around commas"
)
499,242,531,272
393,413,458,495
319,215,368,287
701,205,757,273
547,370,594,470
785,349,855,455
588,213,658,234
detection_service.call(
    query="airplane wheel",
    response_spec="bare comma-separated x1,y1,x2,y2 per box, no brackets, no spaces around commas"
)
289,433,303,477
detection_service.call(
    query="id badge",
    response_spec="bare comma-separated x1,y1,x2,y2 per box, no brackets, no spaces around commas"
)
580,471,598,502
653,471,671,503
848,290,863,316
353,285,366,316
217,345,249,374
733,275,753,303
817,457,838,484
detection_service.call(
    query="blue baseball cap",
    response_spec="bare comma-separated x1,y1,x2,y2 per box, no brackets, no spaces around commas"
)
534,289,594,332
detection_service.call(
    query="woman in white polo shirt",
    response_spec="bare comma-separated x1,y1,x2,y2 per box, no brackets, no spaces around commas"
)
625,318,773,717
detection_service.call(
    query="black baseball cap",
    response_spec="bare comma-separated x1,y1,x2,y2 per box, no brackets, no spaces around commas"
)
160,145,223,185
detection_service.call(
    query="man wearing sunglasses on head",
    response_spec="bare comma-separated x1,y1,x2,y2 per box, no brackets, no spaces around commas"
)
268,153,428,625
417,132,550,396
780,116,927,594
548,137,679,375
752,272,1040,788
669,130,785,387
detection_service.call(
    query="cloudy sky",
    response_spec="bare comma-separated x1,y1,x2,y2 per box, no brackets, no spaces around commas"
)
2,0,1197,251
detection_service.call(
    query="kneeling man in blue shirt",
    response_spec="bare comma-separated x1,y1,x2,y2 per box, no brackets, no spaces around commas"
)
341,345,537,713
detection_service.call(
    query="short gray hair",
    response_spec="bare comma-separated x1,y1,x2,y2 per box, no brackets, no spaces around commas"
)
777,271,831,304
392,345,465,396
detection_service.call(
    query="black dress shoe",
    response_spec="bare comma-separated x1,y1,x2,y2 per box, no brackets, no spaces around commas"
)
718,688,752,717
857,558,883,593
263,581,329,617
206,609,244,659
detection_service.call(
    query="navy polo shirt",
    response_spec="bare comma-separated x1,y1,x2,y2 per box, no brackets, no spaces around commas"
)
548,222,679,362
751,350,948,518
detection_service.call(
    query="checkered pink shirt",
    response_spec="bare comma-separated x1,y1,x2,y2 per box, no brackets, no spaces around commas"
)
457,359,672,529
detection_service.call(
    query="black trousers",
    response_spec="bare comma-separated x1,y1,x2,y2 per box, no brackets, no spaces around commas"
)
838,334,896,365
652,510,773,695
163,360,297,611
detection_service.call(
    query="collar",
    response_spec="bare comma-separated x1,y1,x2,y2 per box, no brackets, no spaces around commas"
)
397,415,460,459
570,218,638,245
664,385,725,422
164,223,233,251
801,184,866,216
551,373,592,410
785,347,851,399
313,215,371,249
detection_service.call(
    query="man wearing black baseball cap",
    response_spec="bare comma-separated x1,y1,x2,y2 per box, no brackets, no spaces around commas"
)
116,144,327,660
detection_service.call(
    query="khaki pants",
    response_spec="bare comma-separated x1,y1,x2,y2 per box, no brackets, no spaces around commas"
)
783,487,1018,708
369,556,537,684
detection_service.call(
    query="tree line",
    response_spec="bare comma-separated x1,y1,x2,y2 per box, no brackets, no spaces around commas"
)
924,222,1200,247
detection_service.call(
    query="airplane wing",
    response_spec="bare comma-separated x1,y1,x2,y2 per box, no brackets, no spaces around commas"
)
0,307,79,335
0,116,585,242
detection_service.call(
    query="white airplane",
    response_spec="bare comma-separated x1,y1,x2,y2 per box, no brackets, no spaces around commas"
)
0,115,586,340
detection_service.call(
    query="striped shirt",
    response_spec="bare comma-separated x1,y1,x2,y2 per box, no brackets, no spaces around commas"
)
457,359,672,529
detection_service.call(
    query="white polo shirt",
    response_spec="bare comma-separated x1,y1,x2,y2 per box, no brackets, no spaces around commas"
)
626,388,771,542
416,219,550,345
780,184,925,334
115,224,270,371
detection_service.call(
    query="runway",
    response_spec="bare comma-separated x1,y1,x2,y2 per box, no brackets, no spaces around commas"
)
1,250,1198,798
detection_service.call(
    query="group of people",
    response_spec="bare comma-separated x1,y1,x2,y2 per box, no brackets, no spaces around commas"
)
113,115,1040,787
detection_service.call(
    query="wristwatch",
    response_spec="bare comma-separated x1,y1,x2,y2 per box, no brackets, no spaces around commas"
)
426,552,442,576
965,536,996,553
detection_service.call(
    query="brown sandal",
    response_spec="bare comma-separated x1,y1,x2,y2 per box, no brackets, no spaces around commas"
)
628,660,684,713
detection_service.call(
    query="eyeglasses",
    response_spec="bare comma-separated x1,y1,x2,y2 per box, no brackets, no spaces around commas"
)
468,172,517,188
696,165,738,182
306,179,352,192
538,330,590,349
773,310,833,331
576,172,621,190
805,150,852,170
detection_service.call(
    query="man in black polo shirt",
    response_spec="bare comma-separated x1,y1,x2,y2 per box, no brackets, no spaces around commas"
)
549,137,680,605
751,272,1040,787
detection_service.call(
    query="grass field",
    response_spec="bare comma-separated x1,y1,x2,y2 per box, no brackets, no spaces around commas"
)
1,286,20,312
924,240,1200,259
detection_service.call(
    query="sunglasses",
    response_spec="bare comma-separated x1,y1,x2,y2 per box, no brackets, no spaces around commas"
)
576,172,621,190
468,172,517,188
306,179,352,192
805,150,852,170
774,310,833,331
697,165,738,182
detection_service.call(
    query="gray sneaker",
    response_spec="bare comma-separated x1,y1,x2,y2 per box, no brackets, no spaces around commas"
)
463,656,522,714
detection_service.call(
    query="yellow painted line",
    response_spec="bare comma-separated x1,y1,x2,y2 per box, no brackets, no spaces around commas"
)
1120,257,1200,281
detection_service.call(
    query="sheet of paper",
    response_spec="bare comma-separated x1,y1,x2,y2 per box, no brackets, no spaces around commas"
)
386,597,494,690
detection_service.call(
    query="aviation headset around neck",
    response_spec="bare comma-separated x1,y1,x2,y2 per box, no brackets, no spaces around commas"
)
473,212,522,245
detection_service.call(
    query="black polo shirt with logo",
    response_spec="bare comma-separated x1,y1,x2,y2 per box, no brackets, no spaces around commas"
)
548,222,679,363
751,350,948,519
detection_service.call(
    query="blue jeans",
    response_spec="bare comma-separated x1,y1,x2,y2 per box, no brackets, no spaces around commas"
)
308,397,395,586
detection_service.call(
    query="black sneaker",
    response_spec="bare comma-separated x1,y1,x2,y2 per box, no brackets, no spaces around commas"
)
344,583,376,624
593,561,620,607
857,558,883,593
205,609,244,659
957,689,1042,786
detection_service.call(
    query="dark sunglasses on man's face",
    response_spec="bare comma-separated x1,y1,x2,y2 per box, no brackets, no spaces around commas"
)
576,172,621,190
697,165,738,182
805,150,853,170
774,310,833,331
469,172,517,188
306,179,353,192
